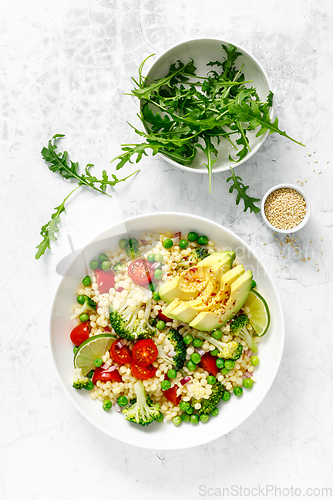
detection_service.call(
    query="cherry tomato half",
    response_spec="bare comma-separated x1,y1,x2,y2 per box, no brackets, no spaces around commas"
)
92,364,122,384
110,341,133,364
132,338,158,367
70,322,90,346
162,385,181,406
131,362,157,380
199,353,219,376
127,259,154,286
95,269,115,294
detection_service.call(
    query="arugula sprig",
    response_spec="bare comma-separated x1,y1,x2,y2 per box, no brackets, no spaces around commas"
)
36,135,139,259
226,167,261,213
112,44,304,207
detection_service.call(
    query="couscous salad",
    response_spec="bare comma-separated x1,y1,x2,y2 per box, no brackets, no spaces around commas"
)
70,230,270,427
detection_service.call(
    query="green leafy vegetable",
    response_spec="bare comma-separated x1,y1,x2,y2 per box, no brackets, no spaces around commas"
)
226,167,261,213
36,135,139,260
112,44,304,203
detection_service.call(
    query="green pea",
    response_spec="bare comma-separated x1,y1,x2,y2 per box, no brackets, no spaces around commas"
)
212,329,223,340
190,414,199,424
182,413,190,422
155,412,164,422
179,239,189,249
216,358,224,369
221,367,229,375
103,400,112,411
98,253,108,262
251,279,257,289
82,275,91,287
167,369,177,379
156,320,166,331
185,406,194,415
210,407,219,416
188,232,199,242
187,360,197,372
211,349,219,357
183,334,193,345
222,391,231,401
128,238,139,248
117,396,128,406
207,375,216,385
89,259,99,270
200,414,209,423
197,235,209,246
86,370,94,379
224,360,235,370
119,238,129,249
77,295,85,305
191,352,201,364
172,416,182,426
193,338,203,348
154,269,163,280
179,401,191,412
85,380,94,391
251,355,260,366
147,254,155,263
233,386,243,397
243,378,253,389
79,313,89,323
161,380,171,391
94,358,103,367
152,291,160,301
163,238,173,249
73,346,79,354
154,253,164,262
101,261,111,271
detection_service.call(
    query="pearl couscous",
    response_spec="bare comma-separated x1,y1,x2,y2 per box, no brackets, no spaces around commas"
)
70,230,267,427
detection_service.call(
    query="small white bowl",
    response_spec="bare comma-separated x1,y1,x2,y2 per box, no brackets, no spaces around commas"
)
261,183,310,234
143,38,272,174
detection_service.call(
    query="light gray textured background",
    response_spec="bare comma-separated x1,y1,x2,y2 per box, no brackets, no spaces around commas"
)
1,1,332,499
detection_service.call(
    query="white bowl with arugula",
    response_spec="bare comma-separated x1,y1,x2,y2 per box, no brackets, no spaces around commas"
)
50,212,284,449
112,38,303,194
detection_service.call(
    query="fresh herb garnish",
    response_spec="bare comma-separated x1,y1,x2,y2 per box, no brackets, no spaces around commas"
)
36,134,139,260
226,167,261,213
112,45,304,209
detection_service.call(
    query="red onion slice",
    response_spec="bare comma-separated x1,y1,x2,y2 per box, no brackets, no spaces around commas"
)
167,350,176,358
115,340,124,349
196,348,206,357
101,363,117,371
150,262,161,271
171,233,180,245
180,376,191,385
114,403,122,413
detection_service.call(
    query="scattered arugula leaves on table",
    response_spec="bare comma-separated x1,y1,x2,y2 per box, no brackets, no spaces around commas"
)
111,45,304,212
35,134,139,260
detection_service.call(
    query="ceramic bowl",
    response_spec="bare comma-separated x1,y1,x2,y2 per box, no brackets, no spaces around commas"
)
50,212,284,449
143,38,272,174
261,183,310,234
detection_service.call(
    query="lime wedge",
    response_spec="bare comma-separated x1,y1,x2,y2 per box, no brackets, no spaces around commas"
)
74,333,116,375
243,289,270,336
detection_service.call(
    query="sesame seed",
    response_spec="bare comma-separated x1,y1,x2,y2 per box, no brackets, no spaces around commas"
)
314,160,318,163
264,188,307,230
319,171,322,174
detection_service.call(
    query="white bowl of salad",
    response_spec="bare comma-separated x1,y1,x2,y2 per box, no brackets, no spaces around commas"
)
50,212,284,449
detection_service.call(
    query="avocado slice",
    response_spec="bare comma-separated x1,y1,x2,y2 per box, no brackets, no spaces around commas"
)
169,257,233,323
159,251,235,303
189,270,253,331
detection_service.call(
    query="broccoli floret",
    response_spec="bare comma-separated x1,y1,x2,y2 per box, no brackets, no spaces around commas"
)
109,288,156,341
122,380,161,426
229,314,258,353
157,329,187,370
73,368,90,390
191,380,225,415
70,295,97,321
113,262,126,273
177,248,210,270
196,332,243,360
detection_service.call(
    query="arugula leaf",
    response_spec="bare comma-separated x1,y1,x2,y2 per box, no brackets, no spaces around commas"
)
36,135,139,259
226,167,260,213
